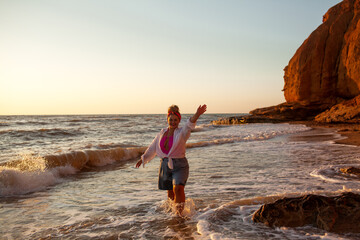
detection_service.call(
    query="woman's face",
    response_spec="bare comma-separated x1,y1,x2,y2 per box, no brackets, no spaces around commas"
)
168,114,180,129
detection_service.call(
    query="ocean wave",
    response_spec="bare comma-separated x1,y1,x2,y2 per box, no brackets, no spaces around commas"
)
0,154,77,196
0,165,77,196
192,124,214,132
0,122,10,127
0,128,83,139
44,146,146,169
190,123,311,146
67,116,130,124
0,133,257,197
187,127,301,148
0,123,312,197
0,146,146,197
14,120,50,126
90,143,139,150
0,131,279,197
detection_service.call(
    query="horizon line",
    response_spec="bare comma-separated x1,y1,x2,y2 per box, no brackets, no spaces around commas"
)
0,112,247,117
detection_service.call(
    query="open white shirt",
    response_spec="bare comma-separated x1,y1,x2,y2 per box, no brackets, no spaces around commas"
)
141,118,196,169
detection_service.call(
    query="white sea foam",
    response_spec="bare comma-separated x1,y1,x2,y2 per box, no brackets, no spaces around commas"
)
0,154,78,196
188,123,311,148
0,123,312,198
159,198,197,218
0,165,77,196
311,164,360,183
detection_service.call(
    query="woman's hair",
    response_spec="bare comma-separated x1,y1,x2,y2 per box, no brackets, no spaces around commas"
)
167,105,181,120
168,105,180,114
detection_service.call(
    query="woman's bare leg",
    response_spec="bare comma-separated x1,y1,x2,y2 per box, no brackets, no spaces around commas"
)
167,189,174,201
173,184,185,214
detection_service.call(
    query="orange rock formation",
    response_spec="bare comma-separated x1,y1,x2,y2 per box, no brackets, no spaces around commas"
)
251,0,360,123
284,0,360,104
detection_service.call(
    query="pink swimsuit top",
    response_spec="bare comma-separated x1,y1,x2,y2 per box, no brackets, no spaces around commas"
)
160,132,173,154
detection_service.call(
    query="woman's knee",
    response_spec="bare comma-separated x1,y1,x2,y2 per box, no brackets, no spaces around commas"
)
173,184,184,194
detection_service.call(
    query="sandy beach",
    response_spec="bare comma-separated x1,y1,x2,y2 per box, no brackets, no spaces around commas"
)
334,126,360,146
298,121,360,147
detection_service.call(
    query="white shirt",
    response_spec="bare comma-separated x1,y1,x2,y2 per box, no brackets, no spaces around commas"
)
141,118,196,169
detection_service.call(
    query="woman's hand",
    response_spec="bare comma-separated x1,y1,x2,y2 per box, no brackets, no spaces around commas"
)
135,159,142,168
190,104,207,123
196,104,207,116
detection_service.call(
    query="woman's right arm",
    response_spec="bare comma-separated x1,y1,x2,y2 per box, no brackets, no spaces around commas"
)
135,133,160,168
190,104,207,123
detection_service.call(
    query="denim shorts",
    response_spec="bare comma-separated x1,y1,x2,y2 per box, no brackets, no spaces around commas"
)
158,158,189,190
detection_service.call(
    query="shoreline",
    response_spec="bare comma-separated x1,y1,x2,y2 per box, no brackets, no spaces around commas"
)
289,121,360,147
212,116,360,147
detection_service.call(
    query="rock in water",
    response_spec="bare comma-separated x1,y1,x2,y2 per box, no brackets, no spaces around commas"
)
284,0,360,103
340,166,360,176
252,192,360,233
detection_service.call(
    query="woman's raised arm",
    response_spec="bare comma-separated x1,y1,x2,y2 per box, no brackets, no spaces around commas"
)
190,104,207,123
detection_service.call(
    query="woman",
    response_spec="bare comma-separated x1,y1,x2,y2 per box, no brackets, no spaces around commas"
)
135,104,207,215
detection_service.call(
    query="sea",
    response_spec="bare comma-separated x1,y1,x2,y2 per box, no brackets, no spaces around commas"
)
1,114,360,240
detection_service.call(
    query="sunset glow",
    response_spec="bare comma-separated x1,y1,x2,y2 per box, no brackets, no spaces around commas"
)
0,0,341,115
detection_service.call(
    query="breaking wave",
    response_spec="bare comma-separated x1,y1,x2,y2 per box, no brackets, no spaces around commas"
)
0,128,83,139
0,123,312,197
0,146,146,197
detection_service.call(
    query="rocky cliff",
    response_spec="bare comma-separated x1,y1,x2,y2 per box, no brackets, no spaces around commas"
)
284,0,360,103
250,0,360,123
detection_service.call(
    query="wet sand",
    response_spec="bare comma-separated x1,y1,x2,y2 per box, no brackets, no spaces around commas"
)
333,128,360,146
293,121,360,147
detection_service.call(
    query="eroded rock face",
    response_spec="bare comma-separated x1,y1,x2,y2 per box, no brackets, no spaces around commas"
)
283,0,360,103
314,94,360,122
252,192,360,233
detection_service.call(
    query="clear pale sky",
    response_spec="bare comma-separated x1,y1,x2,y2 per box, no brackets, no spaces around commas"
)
0,0,341,115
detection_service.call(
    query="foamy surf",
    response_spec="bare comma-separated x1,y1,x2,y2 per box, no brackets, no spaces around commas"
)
0,146,146,197
311,164,360,183
0,158,77,196
44,146,147,169
0,123,313,197
160,198,197,218
188,123,311,148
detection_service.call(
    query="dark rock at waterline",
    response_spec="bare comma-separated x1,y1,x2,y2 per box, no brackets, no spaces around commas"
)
211,115,285,125
252,192,360,233
341,166,360,177
249,102,334,121
211,101,333,124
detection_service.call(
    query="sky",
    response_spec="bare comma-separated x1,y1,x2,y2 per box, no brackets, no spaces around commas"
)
0,0,341,115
